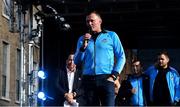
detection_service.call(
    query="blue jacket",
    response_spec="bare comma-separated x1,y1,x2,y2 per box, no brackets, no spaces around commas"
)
145,65,180,103
128,76,144,106
74,30,126,75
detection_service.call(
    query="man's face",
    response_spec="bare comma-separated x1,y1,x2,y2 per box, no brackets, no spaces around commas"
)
86,13,102,33
132,61,141,74
66,54,76,70
157,54,169,68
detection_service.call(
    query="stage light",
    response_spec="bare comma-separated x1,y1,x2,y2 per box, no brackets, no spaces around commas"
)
38,70,46,79
63,23,71,29
37,92,46,101
60,23,71,31
55,16,65,22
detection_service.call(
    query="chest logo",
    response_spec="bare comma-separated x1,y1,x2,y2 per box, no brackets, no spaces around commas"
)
101,39,108,43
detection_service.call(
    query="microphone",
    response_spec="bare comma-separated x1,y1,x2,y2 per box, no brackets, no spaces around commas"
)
84,39,89,44
80,38,89,51
80,33,91,51
82,33,91,49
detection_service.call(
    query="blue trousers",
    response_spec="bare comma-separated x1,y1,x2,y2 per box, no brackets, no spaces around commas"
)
82,75,115,106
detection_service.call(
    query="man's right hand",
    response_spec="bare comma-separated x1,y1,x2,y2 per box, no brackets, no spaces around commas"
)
64,93,74,104
131,88,137,94
82,33,91,49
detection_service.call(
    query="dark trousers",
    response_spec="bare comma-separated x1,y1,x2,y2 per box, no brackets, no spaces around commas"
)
82,75,115,106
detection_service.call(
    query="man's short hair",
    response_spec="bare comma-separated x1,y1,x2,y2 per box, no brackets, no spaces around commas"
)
157,50,169,59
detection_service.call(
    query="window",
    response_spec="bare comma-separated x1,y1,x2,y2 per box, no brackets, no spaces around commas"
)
1,42,10,98
16,49,21,101
2,0,11,18
2,0,19,32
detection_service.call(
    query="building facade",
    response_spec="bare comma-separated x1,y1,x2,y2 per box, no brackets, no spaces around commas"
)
0,0,40,106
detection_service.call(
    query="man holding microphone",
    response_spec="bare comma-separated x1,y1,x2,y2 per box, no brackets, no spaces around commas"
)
74,11,126,106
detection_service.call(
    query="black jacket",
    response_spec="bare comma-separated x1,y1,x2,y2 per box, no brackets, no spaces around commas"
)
55,67,84,106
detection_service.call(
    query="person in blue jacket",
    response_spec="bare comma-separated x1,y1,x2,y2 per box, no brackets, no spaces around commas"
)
145,51,179,106
74,11,126,106
115,59,148,106
128,59,149,106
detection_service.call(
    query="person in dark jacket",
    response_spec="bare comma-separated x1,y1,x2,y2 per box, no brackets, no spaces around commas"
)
115,77,133,106
55,54,85,106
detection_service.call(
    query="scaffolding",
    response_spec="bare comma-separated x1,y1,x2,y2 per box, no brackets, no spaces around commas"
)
8,0,70,106
8,0,41,106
